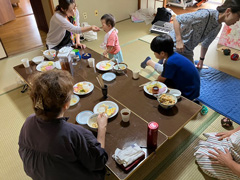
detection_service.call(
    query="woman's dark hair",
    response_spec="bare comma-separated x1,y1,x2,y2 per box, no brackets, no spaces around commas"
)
150,34,174,56
55,0,75,14
30,70,73,121
101,14,115,27
217,0,240,14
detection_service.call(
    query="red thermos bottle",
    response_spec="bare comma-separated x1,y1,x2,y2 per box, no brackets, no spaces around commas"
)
147,121,158,150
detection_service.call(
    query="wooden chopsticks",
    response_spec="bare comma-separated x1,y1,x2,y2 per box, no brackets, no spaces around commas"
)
96,74,104,88
139,81,153,87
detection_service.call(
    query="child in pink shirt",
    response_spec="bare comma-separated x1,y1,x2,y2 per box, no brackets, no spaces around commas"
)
100,14,124,63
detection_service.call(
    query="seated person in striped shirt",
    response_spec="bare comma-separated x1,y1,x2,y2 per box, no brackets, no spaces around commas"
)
169,0,240,68
194,126,240,179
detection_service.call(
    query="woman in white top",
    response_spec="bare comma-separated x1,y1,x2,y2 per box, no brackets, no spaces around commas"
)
46,0,100,50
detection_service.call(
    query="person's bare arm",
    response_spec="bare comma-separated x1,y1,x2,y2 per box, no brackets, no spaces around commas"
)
216,127,240,140
157,75,167,82
173,16,184,53
75,34,86,49
97,113,108,148
103,46,113,57
209,148,240,177
197,46,208,69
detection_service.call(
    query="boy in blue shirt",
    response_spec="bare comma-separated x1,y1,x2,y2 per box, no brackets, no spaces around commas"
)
141,34,200,100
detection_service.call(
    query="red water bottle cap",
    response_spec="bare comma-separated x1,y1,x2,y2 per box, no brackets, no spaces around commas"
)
148,122,159,130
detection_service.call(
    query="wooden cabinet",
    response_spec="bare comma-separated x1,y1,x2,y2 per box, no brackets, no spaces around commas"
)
0,0,16,25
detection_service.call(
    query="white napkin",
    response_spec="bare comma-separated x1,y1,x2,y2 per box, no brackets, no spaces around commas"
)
100,28,118,50
112,144,145,167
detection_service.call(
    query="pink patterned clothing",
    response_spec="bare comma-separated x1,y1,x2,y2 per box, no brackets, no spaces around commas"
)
107,30,121,55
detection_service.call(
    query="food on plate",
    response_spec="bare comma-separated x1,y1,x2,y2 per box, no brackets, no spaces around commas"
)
74,82,91,94
146,83,162,94
100,62,112,70
97,104,116,116
158,94,176,105
83,53,89,57
91,122,98,128
70,96,78,106
41,62,54,71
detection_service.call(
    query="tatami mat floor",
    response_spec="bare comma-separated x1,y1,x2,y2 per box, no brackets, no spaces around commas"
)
0,19,239,180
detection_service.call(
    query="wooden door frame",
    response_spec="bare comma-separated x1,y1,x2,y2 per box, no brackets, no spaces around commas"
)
49,0,55,15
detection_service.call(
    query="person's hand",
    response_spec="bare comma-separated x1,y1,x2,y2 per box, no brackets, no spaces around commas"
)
103,50,108,58
208,148,233,166
216,130,235,141
97,113,108,130
176,40,184,53
197,60,203,69
91,25,100,32
75,42,86,49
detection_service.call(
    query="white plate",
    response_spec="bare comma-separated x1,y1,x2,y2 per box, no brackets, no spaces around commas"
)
93,101,119,118
96,60,115,71
102,72,116,82
36,61,55,72
143,81,167,96
76,110,94,125
70,95,80,106
73,81,94,95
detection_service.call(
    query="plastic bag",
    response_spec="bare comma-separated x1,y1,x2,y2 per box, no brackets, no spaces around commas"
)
130,8,155,25
81,22,97,41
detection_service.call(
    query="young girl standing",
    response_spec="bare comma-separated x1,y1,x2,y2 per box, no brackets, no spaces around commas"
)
100,14,124,63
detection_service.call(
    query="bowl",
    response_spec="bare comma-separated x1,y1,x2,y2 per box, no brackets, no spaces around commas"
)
113,63,128,74
157,93,177,109
168,89,181,99
87,114,99,130
43,49,56,60
32,56,44,64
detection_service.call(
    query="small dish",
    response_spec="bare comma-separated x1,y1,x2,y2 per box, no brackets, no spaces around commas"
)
70,95,80,106
32,56,44,64
82,53,92,59
76,110,94,125
102,72,116,82
168,89,181,99
87,114,99,130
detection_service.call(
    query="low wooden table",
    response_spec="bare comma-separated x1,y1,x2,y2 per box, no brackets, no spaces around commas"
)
14,47,201,179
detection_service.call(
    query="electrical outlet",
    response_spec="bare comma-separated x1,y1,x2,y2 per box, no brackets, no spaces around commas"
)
94,10,98,16
83,12,87,19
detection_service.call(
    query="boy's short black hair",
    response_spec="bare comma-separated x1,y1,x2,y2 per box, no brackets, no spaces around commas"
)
101,14,115,27
150,34,174,56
